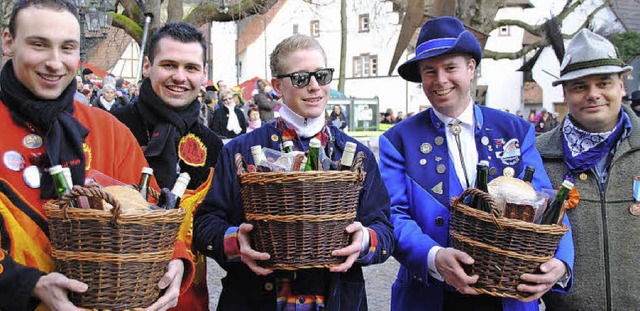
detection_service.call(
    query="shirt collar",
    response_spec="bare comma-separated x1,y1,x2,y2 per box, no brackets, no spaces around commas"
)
432,99,475,127
278,104,326,138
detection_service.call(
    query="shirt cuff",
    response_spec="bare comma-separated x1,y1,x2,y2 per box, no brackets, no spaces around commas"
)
556,262,572,288
428,246,445,282
357,228,377,263
223,226,241,261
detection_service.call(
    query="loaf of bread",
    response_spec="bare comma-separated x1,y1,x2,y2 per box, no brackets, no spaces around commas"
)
102,186,150,213
488,176,538,222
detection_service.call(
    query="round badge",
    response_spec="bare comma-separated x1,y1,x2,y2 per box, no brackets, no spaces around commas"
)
420,143,433,154
419,159,427,165
23,134,43,149
503,167,515,177
23,165,41,189
481,136,489,146
489,167,497,176
630,203,640,216
271,134,279,142
435,136,444,146
436,164,446,174
579,173,588,181
3,151,26,172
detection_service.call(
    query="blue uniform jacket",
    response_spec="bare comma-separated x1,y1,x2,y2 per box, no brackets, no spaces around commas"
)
193,122,394,310
378,105,574,311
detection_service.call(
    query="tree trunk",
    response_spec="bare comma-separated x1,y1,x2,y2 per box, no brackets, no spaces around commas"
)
338,0,346,93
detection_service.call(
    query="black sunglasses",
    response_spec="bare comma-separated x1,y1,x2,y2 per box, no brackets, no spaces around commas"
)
276,68,334,88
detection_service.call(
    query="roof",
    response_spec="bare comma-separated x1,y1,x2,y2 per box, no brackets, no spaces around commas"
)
236,0,288,54
610,0,640,33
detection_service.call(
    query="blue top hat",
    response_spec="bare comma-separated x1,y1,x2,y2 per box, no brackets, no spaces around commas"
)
398,16,482,83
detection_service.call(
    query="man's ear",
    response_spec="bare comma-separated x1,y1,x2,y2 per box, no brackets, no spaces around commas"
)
142,56,151,78
271,78,281,95
2,29,15,57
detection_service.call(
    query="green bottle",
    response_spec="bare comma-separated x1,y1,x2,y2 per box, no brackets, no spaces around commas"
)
523,166,535,183
138,167,154,201
283,141,294,153
540,180,574,225
470,160,491,213
305,138,321,171
49,165,76,207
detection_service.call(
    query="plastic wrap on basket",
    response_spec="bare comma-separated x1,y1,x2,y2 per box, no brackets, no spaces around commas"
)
43,185,185,310
234,151,367,270
448,188,568,300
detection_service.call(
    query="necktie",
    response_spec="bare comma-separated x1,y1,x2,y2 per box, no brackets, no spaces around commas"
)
449,120,470,188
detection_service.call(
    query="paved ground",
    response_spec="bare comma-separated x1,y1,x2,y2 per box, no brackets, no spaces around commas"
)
206,256,400,310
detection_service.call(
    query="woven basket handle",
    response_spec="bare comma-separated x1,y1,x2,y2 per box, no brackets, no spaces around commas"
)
235,153,248,175
451,188,502,219
60,185,123,224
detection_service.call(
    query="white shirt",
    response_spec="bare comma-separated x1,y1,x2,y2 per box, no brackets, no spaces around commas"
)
428,100,478,281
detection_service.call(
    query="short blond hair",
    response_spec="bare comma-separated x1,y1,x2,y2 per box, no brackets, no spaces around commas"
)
269,34,327,77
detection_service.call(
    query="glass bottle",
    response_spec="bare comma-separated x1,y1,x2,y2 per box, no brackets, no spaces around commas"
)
50,165,76,207
305,138,321,171
171,172,191,209
283,140,294,153
138,167,154,201
523,166,535,183
470,160,491,213
340,141,357,171
540,180,574,225
62,167,73,188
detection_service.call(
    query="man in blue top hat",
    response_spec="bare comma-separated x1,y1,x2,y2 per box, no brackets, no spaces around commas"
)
378,16,574,310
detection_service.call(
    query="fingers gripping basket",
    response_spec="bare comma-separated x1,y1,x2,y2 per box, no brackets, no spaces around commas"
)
43,186,185,310
235,152,366,270
449,188,569,299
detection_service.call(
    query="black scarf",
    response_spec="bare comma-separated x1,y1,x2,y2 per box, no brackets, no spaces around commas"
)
0,60,88,199
137,79,200,188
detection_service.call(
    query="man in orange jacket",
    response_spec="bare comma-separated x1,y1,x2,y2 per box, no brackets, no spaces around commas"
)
0,1,194,310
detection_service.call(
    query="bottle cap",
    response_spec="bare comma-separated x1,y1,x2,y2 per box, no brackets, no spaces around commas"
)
479,160,489,167
177,172,191,184
49,165,63,175
561,180,574,189
309,138,321,148
141,167,154,175
283,141,294,148
251,145,263,153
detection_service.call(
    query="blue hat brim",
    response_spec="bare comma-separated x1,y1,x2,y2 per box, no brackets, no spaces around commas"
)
398,31,482,83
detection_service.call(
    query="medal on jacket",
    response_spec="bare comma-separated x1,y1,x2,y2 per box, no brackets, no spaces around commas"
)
630,177,640,216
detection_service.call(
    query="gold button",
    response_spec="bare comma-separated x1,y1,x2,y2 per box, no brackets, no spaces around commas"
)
271,134,279,142
264,282,274,291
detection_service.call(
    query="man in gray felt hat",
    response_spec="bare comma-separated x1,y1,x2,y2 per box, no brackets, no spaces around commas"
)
537,29,640,310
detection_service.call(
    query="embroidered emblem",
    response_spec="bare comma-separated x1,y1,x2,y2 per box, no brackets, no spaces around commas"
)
271,134,279,142
83,143,92,170
432,182,443,195
495,138,521,165
179,133,207,167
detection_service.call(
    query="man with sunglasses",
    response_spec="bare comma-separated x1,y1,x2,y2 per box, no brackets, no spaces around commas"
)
194,34,394,310
378,17,573,310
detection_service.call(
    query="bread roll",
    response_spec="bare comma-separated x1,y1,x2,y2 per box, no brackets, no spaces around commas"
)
102,186,150,213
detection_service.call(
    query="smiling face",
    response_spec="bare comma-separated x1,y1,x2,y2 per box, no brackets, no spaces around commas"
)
272,49,329,119
563,73,625,133
143,37,207,109
418,54,475,118
2,6,80,100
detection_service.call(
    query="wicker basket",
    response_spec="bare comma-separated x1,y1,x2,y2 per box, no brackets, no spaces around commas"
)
43,186,185,310
235,152,366,270
449,188,569,299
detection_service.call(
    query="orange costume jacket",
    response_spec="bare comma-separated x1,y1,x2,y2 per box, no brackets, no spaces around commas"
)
0,101,195,310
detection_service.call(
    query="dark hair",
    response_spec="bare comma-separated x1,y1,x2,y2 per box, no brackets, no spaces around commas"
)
147,22,206,65
9,0,78,36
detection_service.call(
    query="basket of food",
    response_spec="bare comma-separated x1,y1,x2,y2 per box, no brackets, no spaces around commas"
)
43,185,185,310
449,177,569,300
234,149,366,270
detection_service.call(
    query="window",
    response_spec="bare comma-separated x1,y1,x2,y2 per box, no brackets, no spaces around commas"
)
310,20,320,37
359,14,370,32
498,25,510,36
353,54,378,77
293,24,299,34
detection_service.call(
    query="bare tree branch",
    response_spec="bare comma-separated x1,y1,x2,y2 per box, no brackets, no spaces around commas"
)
185,0,278,26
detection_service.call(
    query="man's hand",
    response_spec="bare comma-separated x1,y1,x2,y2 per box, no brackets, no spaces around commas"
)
434,248,479,295
32,272,87,311
517,258,567,302
145,259,184,311
329,222,364,273
238,223,272,276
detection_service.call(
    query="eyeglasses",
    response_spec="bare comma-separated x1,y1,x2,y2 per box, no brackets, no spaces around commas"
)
276,68,334,88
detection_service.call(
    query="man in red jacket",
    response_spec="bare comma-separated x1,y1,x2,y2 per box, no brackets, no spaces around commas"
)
0,1,193,310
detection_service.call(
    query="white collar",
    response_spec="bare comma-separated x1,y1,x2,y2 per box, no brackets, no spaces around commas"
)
278,104,326,138
432,99,475,127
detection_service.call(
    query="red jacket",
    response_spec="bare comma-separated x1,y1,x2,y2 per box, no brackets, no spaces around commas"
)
0,101,194,310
